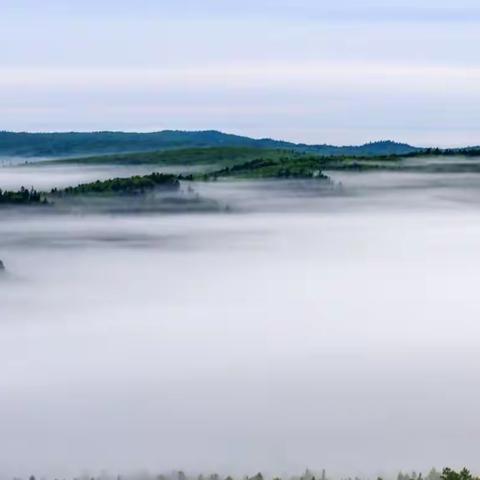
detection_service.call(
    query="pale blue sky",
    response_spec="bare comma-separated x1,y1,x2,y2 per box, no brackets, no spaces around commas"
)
1,0,480,145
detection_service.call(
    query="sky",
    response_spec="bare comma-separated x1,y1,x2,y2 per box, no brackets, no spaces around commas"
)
1,0,480,146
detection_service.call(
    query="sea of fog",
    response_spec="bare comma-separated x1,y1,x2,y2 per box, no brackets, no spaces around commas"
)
2,161,480,478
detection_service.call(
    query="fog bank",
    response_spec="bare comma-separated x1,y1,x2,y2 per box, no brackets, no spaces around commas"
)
1,166,480,478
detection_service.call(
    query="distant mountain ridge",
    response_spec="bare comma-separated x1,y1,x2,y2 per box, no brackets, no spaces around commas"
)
0,130,421,157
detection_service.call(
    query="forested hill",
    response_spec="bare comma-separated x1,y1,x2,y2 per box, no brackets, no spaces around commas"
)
0,130,421,157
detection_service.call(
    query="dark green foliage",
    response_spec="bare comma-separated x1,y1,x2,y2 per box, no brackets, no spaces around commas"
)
374,146,480,161
0,186,47,205
52,172,180,197
45,147,299,167
415,147,480,157
44,147,410,175
0,130,421,157
441,468,479,480
203,156,332,180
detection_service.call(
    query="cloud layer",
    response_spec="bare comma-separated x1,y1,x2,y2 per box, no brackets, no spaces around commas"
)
1,0,480,145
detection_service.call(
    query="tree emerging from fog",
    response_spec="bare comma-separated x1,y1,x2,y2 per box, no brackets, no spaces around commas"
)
0,186,47,205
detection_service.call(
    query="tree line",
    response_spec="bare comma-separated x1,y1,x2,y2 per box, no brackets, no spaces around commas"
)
0,186,48,205
16,467,479,480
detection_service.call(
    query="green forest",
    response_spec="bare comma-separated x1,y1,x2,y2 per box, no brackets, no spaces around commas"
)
0,187,48,205
52,172,180,196
5,144,480,207
0,130,421,157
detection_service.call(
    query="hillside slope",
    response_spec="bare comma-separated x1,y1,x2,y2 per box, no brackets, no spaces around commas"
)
0,130,421,157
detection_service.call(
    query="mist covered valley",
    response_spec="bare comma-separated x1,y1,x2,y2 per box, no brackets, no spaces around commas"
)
2,158,480,478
